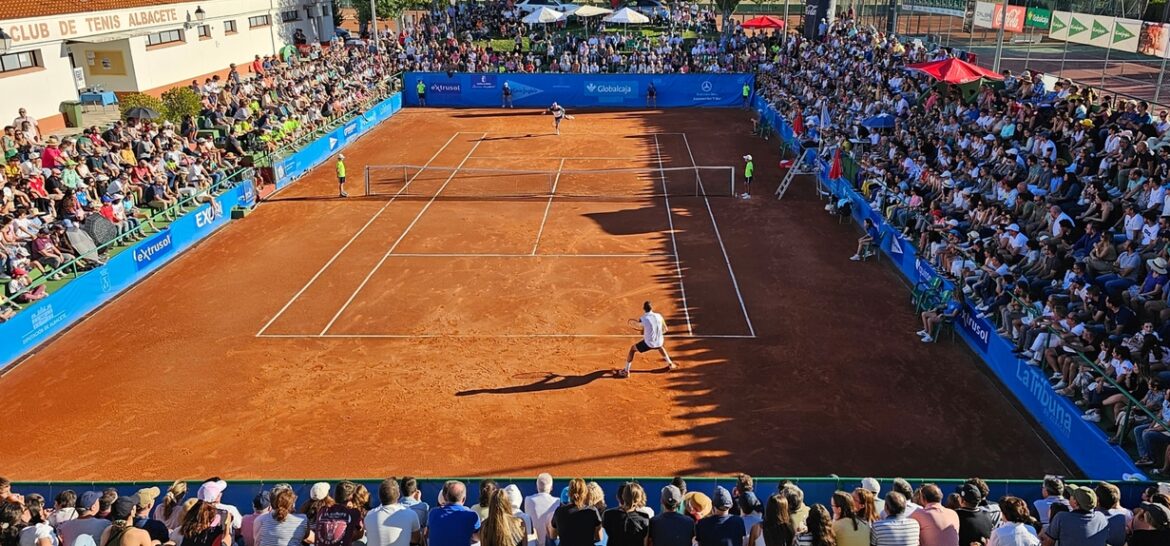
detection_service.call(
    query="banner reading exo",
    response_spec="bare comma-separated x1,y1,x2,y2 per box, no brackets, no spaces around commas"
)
403,73,754,109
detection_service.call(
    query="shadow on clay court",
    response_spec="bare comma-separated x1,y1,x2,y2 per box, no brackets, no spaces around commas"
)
455,367,672,397
451,111,542,118
477,133,554,141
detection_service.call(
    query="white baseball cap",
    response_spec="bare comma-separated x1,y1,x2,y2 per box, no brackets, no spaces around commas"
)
743,154,752,161
338,154,345,160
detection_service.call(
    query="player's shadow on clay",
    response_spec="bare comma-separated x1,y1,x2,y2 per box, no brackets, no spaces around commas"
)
456,368,671,396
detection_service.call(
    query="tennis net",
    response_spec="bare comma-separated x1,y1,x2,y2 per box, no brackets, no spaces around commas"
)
363,164,736,198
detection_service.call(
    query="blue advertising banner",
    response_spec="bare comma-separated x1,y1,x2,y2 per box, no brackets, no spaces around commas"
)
755,98,1141,480
273,92,403,190
0,183,250,372
404,73,754,109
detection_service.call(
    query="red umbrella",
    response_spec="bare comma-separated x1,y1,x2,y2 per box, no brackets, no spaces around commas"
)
741,15,786,29
904,57,1004,85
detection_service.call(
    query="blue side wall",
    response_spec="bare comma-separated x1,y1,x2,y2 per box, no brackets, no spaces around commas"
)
754,95,1141,480
404,73,754,108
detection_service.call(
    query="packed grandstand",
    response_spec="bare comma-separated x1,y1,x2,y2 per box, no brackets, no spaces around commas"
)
4,0,1170,530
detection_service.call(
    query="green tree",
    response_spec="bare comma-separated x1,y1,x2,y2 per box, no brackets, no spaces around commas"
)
354,0,427,30
331,0,346,26
160,87,202,123
118,93,165,121
715,0,743,35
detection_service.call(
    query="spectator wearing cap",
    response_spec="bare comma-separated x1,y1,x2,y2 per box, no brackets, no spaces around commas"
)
501,485,535,544
19,493,58,546
131,487,167,546
650,486,694,546
198,479,242,530
871,492,920,546
239,491,271,546
59,491,111,546
313,481,365,546
97,495,153,546
909,484,958,546
1091,483,1128,546
695,487,746,546
603,483,651,546
737,493,763,538
1041,486,1109,546
427,480,480,546
988,497,1039,546
180,481,235,546
859,480,884,519
1130,502,1170,546
365,478,420,546
954,485,993,546
256,487,310,546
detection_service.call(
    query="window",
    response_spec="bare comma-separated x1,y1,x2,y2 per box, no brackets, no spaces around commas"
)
0,51,39,73
320,4,331,16
224,20,238,34
146,29,185,46
198,25,211,39
281,10,301,22
248,15,271,27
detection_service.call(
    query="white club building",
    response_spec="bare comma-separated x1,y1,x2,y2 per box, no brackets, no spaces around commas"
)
0,0,336,133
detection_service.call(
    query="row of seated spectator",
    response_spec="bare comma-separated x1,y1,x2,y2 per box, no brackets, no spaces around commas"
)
751,16,1170,474
1,474,1168,546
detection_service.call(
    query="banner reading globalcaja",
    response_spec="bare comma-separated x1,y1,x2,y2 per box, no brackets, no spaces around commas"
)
753,95,1143,480
0,182,252,372
403,73,754,109
272,92,403,190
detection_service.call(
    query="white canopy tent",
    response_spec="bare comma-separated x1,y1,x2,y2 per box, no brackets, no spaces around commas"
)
602,7,650,24
572,5,612,33
521,7,566,24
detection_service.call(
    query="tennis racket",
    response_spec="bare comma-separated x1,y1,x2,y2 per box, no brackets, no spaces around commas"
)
564,114,575,120
627,318,642,331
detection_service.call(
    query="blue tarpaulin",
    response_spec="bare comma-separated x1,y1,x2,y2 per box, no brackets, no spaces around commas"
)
404,72,754,108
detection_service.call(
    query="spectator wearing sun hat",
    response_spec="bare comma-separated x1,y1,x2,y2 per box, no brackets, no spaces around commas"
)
1041,485,1109,546
132,487,169,545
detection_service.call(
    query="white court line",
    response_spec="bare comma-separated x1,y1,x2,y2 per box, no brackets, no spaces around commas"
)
319,133,487,335
654,134,694,337
256,132,462,337
531,158,565,255
386,253,675,258
681,133,757,338
468,156,649,161
258,333,757,339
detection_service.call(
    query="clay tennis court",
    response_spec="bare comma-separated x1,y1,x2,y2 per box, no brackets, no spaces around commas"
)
0,108,1073,480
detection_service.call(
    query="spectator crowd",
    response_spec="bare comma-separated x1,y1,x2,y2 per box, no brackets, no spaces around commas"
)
1,474,1169,546
747,16,1170,473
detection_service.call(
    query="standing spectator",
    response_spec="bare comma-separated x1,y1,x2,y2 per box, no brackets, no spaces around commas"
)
602,483,650,546
18,494,57,546
1040,486,1108,546
523,474,559,546
240,493,272,546
1034,478,1067,526
59,491,111,546
365,479,420,546
474,481,498,523
314,481,365,546
336,154,348,198
131,487,168,546
796,505,835,546
480,490,525,546
256,488,312,546
426,481,479,546
954,486,993,546
13,109,39,140
988,498,1039,546
650,486,694,546
909,485,958,546
831,492,869,546
871,493,920,546
550,479,600,546
97,496,152,546
695,487,746,546
49,491,78,529
400,479,430,540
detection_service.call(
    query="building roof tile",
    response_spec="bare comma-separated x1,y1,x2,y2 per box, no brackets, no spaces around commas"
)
1,1,188,22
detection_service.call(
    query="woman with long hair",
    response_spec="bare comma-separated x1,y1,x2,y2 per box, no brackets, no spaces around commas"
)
796,505,835,546
481,490,526,546
749,494,795,546
988,497,1039,546
850,489,878,524
154,481,189,532
829,492,868,546
550,478,601,546
301,483,335,525
602,483,650,546
0,503,25,546
179,498,234,546
257,489,313,546
314,481,364,546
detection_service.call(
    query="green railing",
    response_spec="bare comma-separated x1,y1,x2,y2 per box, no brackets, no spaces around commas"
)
0,167,255,314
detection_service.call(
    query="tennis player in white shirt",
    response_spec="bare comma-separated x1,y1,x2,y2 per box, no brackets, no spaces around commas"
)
545,102,572,135
621,301,676,377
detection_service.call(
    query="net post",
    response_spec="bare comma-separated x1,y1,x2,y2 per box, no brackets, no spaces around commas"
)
364,165,371,196
730,166,736,197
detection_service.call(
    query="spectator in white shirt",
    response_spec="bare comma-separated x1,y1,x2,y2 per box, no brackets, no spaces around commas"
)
988,498,1039,546
366,479,422,546
523,474,561,546
1033,478,1067,526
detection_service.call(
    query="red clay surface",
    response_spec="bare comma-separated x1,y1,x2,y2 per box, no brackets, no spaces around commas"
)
0,109,1072,480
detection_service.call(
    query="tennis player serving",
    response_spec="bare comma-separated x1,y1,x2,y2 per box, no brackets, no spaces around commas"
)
544,102,573,135
621,301,676,377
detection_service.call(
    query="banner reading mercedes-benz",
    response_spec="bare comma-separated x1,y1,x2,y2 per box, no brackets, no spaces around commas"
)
404,73,754,108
